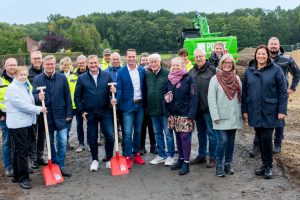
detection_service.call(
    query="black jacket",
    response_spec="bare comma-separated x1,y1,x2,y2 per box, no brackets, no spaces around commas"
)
32,72,72,132
242,60,288,128
189,61,216,112
74,69,113,115
272,47,300,91
28,65,43,83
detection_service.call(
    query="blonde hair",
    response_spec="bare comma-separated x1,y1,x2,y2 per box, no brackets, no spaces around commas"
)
171,57,185,68
59,56,73,72
43,55,56,63
15,66,29,75
218,54,236,71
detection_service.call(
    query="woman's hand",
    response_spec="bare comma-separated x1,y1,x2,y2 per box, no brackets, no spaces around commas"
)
41,107,47,114
82,112,88,122
214,120,220,124
278,113,286,120
243,113,248,121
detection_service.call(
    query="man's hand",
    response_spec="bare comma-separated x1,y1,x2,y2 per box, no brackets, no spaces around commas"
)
288,89,294,95
214,119,220,124
82,112,88,122
111,99,117,107
243,113,248,121
66,117,72,122
278,113,286,120
0,116,5,121
110,85,116,94
41,107,47,114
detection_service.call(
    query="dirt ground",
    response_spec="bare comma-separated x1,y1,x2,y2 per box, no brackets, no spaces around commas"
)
1,50,300,199
1,110,300,200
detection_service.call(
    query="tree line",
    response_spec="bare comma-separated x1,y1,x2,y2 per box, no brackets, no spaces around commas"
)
0,5,299,55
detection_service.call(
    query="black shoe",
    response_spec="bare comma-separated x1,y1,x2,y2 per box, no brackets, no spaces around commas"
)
190,156,207,165
264,167,273,179
20,181,32,189
12,177,32,183
139,147,147,155
31,160,39,169
249,147,260,158
273,146,281,154
37,158,48,166
224,163,234,174
255,165,265,176
102,157,107,162
150,146,158,154
179,162,190,175
216,165,225,177
60,168,72,177
67,143,75,150
171,159,184,170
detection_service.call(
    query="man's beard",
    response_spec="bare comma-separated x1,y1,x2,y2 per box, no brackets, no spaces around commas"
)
270,48,279,55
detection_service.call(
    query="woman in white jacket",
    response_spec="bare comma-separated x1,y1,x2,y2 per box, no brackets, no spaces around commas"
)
208,54,242,177
5,66,46,189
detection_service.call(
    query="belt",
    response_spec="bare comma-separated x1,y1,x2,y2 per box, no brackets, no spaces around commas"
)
133,99,142,104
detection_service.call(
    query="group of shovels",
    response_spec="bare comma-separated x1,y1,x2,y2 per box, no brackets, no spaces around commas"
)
38,82,128,187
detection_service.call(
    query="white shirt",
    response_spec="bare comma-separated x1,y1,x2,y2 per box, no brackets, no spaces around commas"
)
89,71,99,86
127,65,142,100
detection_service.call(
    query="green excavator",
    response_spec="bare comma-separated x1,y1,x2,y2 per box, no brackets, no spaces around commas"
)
178,12,238,63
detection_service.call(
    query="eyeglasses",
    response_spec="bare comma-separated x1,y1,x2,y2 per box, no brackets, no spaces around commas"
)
32,57,42,60
223,62,233,66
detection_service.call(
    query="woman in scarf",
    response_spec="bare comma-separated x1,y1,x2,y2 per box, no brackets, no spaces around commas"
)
164,57,198,175
5,66,47,189
208,54,242,177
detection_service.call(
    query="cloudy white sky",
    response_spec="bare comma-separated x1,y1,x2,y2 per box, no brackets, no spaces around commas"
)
1,0,299,24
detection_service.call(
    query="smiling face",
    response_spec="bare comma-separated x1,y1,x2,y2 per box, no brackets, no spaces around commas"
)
88,57,99,74
61,62,71,73
43,58,56,76
149,57,161,73
31,51,42,69
126,50,137,68
15,69,28,83
77,58,87,72
214,44,224,57
221,57,233,72
256,48,269,67
170,58,184,73
140,56,149,66
110,53,121,67
194,50,206,68
268,39,280,55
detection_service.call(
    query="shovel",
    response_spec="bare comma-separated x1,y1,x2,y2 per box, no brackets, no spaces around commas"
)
108,83,129,176
37,86,64,186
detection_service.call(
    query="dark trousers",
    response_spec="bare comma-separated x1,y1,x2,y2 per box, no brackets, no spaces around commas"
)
254,127,274,168
87,111,114,161
11,127,32,182
29,115,45,161
75,109,85,145
140,112,155,149
117,109,124,147
175,132,192,161
253,126,284,148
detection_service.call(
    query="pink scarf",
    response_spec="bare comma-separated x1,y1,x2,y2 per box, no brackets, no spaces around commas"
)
168,68,188,88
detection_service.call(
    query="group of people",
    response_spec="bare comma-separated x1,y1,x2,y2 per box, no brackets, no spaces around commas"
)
0,36,299,190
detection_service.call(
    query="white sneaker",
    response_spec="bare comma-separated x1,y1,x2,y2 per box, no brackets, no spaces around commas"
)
164,157,176,166
76,145,85,153
106,161,111,169
150,156,166,165
90,160,99,172
86,145,91,152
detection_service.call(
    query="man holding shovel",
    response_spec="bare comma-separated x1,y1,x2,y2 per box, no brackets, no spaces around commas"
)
32,55,73,177
74,55,115,171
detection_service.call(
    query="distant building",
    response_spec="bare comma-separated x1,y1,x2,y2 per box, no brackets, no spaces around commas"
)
26,37,40,53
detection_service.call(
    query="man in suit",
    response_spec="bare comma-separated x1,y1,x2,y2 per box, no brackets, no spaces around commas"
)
116,49,146,169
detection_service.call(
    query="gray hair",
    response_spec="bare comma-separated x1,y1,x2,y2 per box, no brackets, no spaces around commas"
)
171,57,185,67
76,55,87,62
148,53,161,62
87,55,99,62
110,52,121,59
218,54,236,71
43,55,56,63
193,48,206,57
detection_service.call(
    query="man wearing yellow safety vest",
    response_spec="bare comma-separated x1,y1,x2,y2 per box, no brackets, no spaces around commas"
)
0,58,17,177
100,48,111,71
68,55,88,153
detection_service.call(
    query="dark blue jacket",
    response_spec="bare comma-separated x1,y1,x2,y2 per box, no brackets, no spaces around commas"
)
32,72,72,132
116,66,146,111
272,47,300,91
242,60,288,128
105,66,122,82
164,74,198,119
74,69,113,115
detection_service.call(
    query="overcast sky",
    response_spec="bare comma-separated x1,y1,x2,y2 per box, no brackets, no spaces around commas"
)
1,0,299,24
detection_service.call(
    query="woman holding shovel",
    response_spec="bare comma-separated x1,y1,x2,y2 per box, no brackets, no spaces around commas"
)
5,66,47,189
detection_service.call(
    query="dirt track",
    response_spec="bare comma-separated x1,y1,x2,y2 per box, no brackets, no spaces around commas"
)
1,117,300,200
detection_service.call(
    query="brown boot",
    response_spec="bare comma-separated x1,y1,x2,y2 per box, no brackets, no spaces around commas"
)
190,156,207,165
206,158,216,168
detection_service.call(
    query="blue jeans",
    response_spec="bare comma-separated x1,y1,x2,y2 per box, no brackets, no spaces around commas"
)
216,129,236,167
87,111,114,161
195,112,217,160
123,104,144,157
151,115,175,158
0,120,12,170
49,128,68,168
